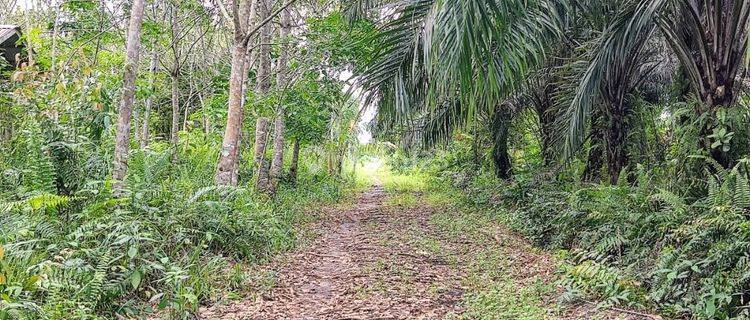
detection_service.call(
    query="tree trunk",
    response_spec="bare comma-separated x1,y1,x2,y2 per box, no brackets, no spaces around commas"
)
141,49,157,148
133,108,140,144
582,111,604,183
491,106,513,180
268,118,285,194
255,0,272,94
112,0,146,193
268,6,291,195
23,9,34,67
253,117,271,191
289,138,300,183
252,0,273,191
537,103,555,166
582,141,604,183
170,74,180,162
213,0,257,185
605,109,629,185
215,43,248,185
198,93,210,134
256,158,271,192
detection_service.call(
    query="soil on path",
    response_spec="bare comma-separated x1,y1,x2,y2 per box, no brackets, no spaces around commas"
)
199,186,657,320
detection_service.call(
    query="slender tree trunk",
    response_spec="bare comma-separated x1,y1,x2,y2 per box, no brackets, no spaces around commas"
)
289,138,300,183
133,108,140,144
268,118,285,193
214,0,257,185
170,73,180,163
215,43,248,185
183,72,194,132
112,0,146,193
253,118,271,190
198,93,210,134
255,0,272,94
231,50,254,185
141,49,157,148
268,6,291,195
252,0,273,191
491,106,513,180
183,100,190,131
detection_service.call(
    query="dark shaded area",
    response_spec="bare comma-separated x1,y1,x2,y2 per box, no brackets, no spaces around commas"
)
0,25,24,70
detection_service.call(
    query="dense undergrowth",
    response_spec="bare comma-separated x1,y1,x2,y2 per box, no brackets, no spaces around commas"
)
0,125,355,319
383,145,750,320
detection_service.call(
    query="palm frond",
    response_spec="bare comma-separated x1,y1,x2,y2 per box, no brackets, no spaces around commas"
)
359,0,564,149
563,0,666,158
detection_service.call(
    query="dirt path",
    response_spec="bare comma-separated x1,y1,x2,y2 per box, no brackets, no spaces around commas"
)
200,186,655,320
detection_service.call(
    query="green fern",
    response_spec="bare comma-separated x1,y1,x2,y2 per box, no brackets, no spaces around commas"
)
734,172,750,209
81,250,111,311
19,121,57,195
25,193,71,211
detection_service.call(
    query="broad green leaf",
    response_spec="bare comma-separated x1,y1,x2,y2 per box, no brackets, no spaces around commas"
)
131,270,142,289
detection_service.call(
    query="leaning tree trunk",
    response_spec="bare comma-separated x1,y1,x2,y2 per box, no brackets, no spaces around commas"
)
268,6,291,195
215,42,248,185
289,138,300,183
112,0,146,194
170,73,180,163
491,105,513,180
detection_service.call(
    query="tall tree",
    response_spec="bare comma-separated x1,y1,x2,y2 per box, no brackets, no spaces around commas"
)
215,0,297,185
112,0,147,194
214,0,257,185
141,48,158,148
353,0,561,173
158,1,209,162
268,4,291,194
492,104,514,179
253,0,274,191
565,0,750,171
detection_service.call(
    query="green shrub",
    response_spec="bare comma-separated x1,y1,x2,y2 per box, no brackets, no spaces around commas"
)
0,130,351,319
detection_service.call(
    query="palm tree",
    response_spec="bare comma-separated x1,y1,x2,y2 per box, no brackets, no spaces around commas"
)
559,0,667,184
566,0,750,172
351,0,563,178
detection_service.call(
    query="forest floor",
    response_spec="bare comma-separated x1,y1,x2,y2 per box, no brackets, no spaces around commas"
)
199,177,660,319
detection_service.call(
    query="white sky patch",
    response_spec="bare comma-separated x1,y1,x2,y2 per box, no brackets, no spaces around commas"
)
339,69,374,145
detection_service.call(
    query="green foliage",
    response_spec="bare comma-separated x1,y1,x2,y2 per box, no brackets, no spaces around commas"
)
424,158,750,319
461,280,548,320
0,126,353,319
0,2,377,319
